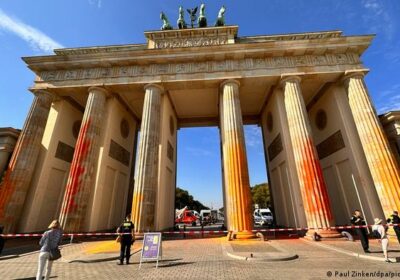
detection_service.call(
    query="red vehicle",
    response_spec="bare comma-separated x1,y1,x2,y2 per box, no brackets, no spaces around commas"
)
175,207,198,226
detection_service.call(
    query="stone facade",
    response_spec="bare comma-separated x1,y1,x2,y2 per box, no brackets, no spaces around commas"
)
0,25,398,238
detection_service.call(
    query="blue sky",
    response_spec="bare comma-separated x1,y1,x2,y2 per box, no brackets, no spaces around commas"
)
1,1,400,208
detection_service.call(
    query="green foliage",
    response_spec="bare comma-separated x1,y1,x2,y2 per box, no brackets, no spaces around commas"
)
175,187,209,212
251,183,271,208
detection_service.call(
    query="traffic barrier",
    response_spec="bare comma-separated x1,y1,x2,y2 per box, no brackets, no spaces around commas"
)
1,223,399,238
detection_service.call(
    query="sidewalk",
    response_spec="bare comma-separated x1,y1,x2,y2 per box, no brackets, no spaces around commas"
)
302,237,400,262
1,237,398,279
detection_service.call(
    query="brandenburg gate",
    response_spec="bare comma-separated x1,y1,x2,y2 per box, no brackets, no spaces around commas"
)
1,23,399,238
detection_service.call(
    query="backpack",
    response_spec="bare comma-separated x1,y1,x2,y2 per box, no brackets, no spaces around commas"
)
372,229,381,238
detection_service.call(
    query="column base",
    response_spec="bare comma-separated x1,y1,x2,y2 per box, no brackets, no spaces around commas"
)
232,230,257,240
305,229,342,239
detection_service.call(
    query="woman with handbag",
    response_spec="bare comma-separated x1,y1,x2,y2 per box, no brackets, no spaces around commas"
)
36,220,63,280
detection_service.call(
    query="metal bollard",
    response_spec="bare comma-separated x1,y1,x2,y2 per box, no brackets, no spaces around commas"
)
201,225,204,238
183,225,186,239
70,234,74,244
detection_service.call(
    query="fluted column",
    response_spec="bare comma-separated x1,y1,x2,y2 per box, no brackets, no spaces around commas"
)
0,90,54,233
220,80,254,239
282,75,339,237
59,87,107,232
131,84,163,233
343,71,400,217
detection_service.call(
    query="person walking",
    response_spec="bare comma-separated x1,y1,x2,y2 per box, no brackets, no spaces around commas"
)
372,218,390,262
350,210,370,253
36,220,63,280
386,210,400,244
117,215,135,265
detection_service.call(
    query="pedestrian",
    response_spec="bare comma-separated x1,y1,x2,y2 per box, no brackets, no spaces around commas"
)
372,218,390,262
0,225,5,255
350,210,370,253
117,214,135,265
386,210,400,244
36,220,63,280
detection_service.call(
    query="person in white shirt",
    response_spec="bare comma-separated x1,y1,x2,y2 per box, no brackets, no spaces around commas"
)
372,218,390,263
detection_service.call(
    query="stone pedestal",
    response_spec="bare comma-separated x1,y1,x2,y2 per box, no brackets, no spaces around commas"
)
343,72,400,217
282,76,340,238
0,91,54,233
131,84,163,233
59,87,107,232
220,80,255,239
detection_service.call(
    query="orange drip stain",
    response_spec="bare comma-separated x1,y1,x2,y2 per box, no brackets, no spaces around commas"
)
297,138,333,226
225,140,253,232
62,119,91,214
0,171,15,219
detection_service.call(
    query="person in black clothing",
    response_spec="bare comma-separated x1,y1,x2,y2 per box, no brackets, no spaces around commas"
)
350,210,370,253
117,215,135,265
387,210,400,244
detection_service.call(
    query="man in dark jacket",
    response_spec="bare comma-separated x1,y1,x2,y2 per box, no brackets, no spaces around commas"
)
117,215,135,265
350,210,370,253
387,210,400,244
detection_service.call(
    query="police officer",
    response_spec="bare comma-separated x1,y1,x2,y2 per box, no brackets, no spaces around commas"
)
350,210,370,253
387,210,400,244
117,215,135,265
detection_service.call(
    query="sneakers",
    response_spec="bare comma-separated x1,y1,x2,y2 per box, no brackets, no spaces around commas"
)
385,259,391,263
117,261,123,265
364,249,371,253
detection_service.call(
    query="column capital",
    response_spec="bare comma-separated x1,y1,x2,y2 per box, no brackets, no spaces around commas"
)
88,86,109,97
341,69,369,84
220,79,240,89
32,89,56,101
144,83,164,93
279,73,304,86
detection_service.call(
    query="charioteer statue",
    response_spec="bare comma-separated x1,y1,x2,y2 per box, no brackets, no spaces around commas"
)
160,4,226,31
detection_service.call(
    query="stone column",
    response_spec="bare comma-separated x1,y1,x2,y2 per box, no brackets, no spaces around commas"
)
343,71,400,217
59,87,107,232
220,80,254,239
282,75,340,237
0,90,54,233
131,84,163,233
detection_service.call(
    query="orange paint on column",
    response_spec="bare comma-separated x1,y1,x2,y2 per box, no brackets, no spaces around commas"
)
0,91,53,233
59,88,107,232
282,76,339,237
220,80,254,239
345,73,400,217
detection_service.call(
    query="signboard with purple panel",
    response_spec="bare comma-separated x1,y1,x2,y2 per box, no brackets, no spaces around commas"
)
139,232,162,268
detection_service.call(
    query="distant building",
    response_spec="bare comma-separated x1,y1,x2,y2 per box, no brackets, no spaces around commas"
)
380,111,400,166
0,128,20,179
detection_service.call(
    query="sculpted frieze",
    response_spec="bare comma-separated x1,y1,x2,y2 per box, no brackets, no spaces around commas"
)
38,53,361,82
154,36,229,49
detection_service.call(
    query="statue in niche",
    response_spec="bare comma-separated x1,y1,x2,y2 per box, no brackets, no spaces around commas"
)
197,3,207,28
186,6,198,28
177,6,187,29
160,12,173,30
215,6,226,26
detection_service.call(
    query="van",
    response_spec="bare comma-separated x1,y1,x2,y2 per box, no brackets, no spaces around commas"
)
254,208,273,226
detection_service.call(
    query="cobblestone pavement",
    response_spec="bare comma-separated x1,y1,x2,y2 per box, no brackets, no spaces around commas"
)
1,237,400,280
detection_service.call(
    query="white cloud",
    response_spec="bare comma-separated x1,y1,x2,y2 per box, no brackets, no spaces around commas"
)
375,83,400,114
362,0,395,40
0,9,64,53
244,125,263,148
185,147,213,157
88,0,102,8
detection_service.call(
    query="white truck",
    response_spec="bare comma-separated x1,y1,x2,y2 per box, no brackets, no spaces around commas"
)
253,208,273,226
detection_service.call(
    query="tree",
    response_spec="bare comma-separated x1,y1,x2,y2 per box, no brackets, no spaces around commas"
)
175,187,209,212
251,183,270,208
